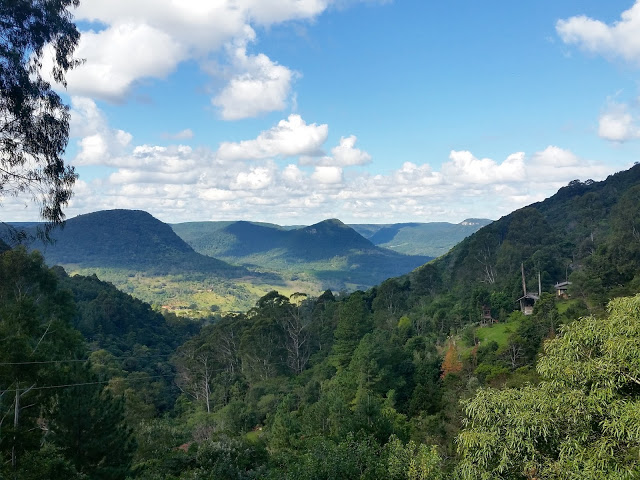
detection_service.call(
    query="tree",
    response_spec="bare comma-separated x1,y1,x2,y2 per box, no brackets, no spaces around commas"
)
0,247,84,472
1,0,81,233
457,294,640,479
440,338,462,379
331,292,371,370
50,380,136,480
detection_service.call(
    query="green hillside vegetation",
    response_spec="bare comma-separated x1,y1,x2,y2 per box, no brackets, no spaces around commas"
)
173,218,432,292
350,218,492,257
21,209,304,313
35,210,245,275
2,164,640,478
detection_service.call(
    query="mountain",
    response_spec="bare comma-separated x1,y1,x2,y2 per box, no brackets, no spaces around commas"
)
173,218,432,291
350,218,492,257
173,219,489,260
32,209,245,276
411,164,640,310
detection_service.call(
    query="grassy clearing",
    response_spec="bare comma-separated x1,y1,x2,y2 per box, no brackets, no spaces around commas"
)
64,265,325,316
475,318,521,346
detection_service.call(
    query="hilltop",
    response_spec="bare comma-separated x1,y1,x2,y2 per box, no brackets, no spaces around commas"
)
173,218,431,291
33,209,245,276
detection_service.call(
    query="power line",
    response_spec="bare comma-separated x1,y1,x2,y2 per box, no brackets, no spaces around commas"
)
0,373,178,393
0,353,176,366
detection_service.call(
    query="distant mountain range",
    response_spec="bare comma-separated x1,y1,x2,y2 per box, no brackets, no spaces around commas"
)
172,218,433,291
7,210,486,310
349,218,492,256
171,218,490,260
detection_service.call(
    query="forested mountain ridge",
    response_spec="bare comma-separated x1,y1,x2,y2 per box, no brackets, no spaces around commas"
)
173,218,432,292
174,218,401,259
173,218,490,259
422,163,640,310
33,209,246,276
350,218,492,256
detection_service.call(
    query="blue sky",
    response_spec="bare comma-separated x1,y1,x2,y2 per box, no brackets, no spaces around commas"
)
7,0,640,224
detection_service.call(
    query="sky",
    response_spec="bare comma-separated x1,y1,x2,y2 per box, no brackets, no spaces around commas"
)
6,0,640,225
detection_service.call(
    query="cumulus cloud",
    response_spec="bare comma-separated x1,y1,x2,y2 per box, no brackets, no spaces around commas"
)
212,29,297,120
441,151,526,185
530,145,580,167
557,2,640,65
70,96,133,164
232,167,275,190
43,24,185,101
597,103,640,142
217,114,327,160
325,136,371,166
43,0,348,110
5,102,618,225
312,166,343,184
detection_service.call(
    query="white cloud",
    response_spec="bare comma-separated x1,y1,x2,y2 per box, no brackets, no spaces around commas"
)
46,0,340,108
281,164,305,185
441,150,526,185
557,2,640,65
312,166,343,184
213,30,297,119
324,135,371,166
597,103,640,142
217,114,327,160
70,96,133,164
50,23,185,101
232,167,274,190
529,145,580,167
4,103,615,225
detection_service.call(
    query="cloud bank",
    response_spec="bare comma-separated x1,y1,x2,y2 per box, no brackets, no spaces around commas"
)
9,101,612,226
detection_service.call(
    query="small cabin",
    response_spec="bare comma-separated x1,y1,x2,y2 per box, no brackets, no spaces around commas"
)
554,281,571,298
481,305,494,324
517,293,539,316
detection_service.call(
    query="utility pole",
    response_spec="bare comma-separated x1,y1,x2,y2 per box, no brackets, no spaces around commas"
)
12,382,19,473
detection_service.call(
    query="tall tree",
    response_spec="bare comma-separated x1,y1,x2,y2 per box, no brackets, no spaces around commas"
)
331,292,371,370
1,0,80,234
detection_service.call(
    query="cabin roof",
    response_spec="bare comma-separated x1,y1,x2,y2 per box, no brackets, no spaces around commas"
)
516,293,539,302
554,281,571,288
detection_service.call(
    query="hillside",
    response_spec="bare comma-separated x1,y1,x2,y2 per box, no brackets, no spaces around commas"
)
415,163,640,311
350,218,492,256
24,210,293,313
174,218,490,259
173,218,432,290
33,209,244,275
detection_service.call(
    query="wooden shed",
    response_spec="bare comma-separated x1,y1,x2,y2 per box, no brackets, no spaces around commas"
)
517,293,539,316
554,281,571,298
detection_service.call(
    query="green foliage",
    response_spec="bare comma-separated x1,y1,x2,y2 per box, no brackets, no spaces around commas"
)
457,294,640,479
331,292,372,370
0,247,136,479
50,381,136,480
0,0,80,231
174,218,432,293
385,435,443,480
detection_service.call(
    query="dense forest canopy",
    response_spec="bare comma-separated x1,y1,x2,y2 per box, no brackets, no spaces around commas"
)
1,164,639,478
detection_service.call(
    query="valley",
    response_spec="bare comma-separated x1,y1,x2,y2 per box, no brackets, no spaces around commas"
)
2,163,640,478
12,213,487,314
